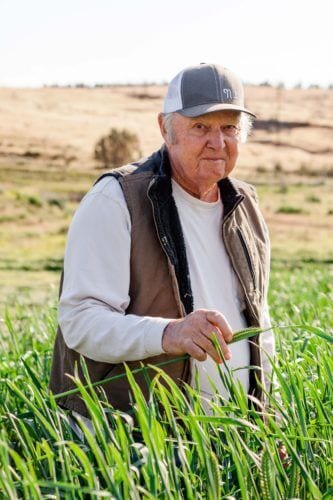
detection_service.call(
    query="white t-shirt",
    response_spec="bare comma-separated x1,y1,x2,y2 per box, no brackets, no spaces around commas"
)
171,180,249,401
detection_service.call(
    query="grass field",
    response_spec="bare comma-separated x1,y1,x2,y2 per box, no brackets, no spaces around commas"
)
0,262,332,498
0,85,332,497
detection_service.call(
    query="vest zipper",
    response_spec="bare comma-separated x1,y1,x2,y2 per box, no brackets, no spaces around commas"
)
236,227,257,291
147,180,186,317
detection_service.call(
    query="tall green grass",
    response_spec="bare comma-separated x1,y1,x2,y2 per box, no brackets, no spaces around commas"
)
0,262,332,498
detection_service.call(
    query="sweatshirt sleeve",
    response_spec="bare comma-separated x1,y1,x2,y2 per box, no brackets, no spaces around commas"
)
58,177,169,363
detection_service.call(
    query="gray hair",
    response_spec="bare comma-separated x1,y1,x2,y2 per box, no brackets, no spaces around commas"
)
162,111,253,144
238,113,254,143
162,112,177,143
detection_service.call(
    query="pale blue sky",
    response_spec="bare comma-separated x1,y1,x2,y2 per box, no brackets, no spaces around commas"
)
0,0,331,88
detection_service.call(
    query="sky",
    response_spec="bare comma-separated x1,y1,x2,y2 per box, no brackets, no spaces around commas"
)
0,0,332,88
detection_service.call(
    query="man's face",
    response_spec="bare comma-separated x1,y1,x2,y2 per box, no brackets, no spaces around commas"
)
159,110,241,197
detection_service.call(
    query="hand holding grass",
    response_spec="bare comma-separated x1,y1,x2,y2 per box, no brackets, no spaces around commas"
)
162,309,233,364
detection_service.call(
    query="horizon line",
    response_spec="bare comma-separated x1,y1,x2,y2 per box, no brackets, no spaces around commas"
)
0,81,332,91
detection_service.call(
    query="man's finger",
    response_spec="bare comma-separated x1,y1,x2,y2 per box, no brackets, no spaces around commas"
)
207,328,232,361
193,332,223,363
205,310,233,342
194,325,231,362
184,338,207,362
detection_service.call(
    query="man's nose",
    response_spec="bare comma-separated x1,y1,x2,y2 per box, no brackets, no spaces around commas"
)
207,129,226,149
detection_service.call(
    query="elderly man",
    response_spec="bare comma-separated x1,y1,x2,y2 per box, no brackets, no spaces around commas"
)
50,63,274,418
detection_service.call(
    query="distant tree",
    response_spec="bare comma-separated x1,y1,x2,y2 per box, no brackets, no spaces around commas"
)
259,81,272,87
94,128,142,169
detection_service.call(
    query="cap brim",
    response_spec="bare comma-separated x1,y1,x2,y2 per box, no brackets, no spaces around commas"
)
178,103,256,118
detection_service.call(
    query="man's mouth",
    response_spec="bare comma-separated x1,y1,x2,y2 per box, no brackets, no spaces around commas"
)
202,157,225,162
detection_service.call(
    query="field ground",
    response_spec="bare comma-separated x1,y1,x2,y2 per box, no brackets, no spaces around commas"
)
1,85,332,172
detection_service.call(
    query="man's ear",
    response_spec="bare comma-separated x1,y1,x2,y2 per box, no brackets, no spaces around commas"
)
158,113,167,141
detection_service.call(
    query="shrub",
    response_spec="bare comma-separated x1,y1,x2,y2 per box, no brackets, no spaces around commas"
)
94,127,142,169
256,165,267,173
305,194,321,204
274,162,283,173
14,192,42,207
276,205,304,214
27,195,42,207
276,185,288,194
47,198,65,210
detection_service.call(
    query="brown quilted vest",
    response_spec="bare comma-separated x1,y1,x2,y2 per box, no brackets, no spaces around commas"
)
50,148,269,417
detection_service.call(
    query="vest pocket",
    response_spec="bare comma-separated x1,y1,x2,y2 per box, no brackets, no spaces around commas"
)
236,227,257,291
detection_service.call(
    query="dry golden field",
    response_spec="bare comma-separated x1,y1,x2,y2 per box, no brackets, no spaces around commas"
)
0,85,332,172
0,85,332,308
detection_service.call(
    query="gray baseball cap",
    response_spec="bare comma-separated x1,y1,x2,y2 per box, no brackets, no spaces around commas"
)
163,63,256,118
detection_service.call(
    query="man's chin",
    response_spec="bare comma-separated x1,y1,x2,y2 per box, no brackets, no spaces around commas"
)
201,168,228,183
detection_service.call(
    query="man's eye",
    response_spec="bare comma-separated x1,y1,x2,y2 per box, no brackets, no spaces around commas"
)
194,124,205,130
222,125,239,136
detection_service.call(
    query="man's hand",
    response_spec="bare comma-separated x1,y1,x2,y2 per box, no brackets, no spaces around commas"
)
162,309,233,364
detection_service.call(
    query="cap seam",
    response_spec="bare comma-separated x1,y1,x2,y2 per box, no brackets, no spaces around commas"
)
211,65,222,101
